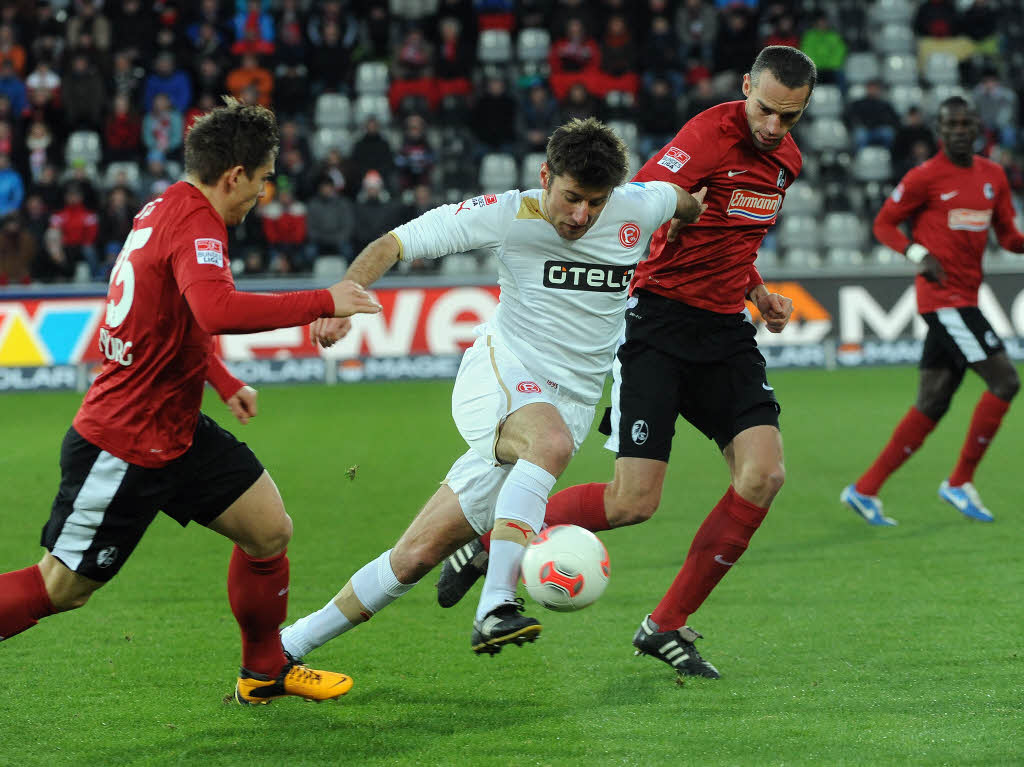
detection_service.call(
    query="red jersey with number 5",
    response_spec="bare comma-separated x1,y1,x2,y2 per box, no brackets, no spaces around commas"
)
73,182,236,467
873,151,1024,313
631,100,803,313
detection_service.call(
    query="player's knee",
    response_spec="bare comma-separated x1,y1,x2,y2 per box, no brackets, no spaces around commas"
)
734,462,785,506
916,395,951,422
526,429,574,476
47,584,95,612
607,488,661,526
249,512,292,558
989,371,1020,402
390,541,437,583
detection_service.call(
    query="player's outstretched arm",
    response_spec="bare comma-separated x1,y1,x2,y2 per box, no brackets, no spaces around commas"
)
326,280,382,318
665,185,708,241
748,283,794,333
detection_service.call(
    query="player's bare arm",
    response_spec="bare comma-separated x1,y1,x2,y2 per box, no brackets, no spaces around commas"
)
665,185,709,241
748,283,793,333
227,385,258,425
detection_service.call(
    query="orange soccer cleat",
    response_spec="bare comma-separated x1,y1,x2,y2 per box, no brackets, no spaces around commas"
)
234,660,354,705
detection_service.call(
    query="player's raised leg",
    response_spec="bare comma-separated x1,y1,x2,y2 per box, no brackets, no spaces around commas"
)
207,471,353,705
281,483,477,660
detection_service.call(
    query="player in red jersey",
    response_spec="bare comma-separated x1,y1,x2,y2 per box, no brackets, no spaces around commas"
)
0,98,381,705
436,47,814,679
841,96,1024,526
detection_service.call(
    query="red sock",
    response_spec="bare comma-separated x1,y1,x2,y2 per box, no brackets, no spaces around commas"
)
856,407,936,496
480,482,609,552
948,391,1011,486
0,565,56,640
227,545,289,676
649,487,767,632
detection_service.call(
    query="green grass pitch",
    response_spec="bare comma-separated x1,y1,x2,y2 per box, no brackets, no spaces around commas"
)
1,366,1021,766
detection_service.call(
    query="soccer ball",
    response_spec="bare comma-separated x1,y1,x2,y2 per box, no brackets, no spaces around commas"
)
520,524,610,612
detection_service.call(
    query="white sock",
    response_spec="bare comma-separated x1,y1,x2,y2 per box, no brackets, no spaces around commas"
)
475,459,557,621
280,549,415,659
281,601,353,660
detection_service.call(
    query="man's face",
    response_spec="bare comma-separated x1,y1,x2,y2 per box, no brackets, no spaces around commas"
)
937,106,978,161
226,157,274,226
540,164,613,241
742,70,810,152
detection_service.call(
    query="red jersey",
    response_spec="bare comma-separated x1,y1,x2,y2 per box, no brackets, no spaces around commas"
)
873,151,1024,314
73,182,333,468
632,100,802,314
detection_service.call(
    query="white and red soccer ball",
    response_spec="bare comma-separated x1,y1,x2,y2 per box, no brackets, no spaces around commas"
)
520,524,610,612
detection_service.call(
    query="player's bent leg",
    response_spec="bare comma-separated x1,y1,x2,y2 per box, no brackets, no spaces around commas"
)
0,554,93,641
206,471,292,558
723,425,785,508
603,457,668,527
38,552,104,611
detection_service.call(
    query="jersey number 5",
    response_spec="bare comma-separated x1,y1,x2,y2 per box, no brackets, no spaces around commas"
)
106,226,153,328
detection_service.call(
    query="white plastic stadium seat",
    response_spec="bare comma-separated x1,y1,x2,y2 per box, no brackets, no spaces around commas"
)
353,94,392,127
925,85,968,117
844,52,881,85
781,181,822,217
314,93,351,129
777,215,821,251
478,29,513,64
65,130,102,166
355,62,389,95
808,84,843,119
871,0,914,25
804,118,851,153
889,84,926,117
822,212,867,250
852,146,893,182
312,127,351,160
873,25,915,56
517,28,551,63
882,54,919,86
827,247,865,267
313,256,346,280
520,152,546,189
607,120,638,152
924,52,960,86
479,153,518,193
103,161,141,192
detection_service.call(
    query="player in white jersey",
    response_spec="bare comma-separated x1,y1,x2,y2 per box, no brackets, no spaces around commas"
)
280,118,707,662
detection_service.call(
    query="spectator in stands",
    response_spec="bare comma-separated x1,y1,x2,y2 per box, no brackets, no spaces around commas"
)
96,185,136,275
103,92,142,163
394,113,436,191
279,119,311,167
845,79,901,150
0,151,23,216
0,119,12,159
188,20,228,62
361,3,392,61
308,20,352,95
763,11,799,49
973,69,1018,149
352,169,404,253
139,150,175,200
0,211,35,285
469,77,518,154
261,178,311,274
435,17,473,80
316,147,350,198
914,0,959,38
892,106,937,168
194,56,225,96
189,0,233,49
799,11,846,86
683,76,720,122
143,52,192,114
0,59,27,118
62,52,106,133
26,3,64,69
50,183,99,278
394,26,433,81
638,76,680,157
25,57,60,104
142,92,183,162
550,0,598,40
27,162,61,210
306,176,356,263
961,0,998,42
34,225,74,282
714,7,758,76
0,23,26,77
559,81,601,123
349,116,395,192
600,14,637,78
279,146,314,201
232,0,275,56
184,91,218,133
550,17,601,75
110,50,145,103
109,0,155,62
23,120,59,184
226,53,273,109
521,82,560,152
67,0,112,56
640,14,682,93
274,9,307,68
676,0,717,66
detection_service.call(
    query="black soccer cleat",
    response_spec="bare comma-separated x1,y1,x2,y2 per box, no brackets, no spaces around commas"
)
437,539,489,608
471,598,542,655
632,614,721,679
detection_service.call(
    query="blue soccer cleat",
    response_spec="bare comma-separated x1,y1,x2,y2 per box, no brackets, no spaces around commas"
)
938,481,994,522
841,484,898,526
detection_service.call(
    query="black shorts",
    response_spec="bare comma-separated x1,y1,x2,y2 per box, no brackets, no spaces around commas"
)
600,290,780,459
921,307,1004,384
40,414,265,582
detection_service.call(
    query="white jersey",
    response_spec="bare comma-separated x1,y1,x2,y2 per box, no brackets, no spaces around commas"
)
390,182,678,404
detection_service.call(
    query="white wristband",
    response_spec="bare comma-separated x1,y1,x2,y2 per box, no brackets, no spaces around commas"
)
905,243,928,264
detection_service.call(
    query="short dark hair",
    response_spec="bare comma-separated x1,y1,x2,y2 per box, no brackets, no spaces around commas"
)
185,96,280,185
546,117,629,189
938,95,976,117
750,45,817,98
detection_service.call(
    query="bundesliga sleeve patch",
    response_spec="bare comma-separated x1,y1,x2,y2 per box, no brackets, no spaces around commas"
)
657,147,690,173
194,238,224,267
455,194,498,214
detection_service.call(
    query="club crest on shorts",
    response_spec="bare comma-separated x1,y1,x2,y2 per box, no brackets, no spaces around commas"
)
517,380,542,394
96,546,119,568
631,419,649,445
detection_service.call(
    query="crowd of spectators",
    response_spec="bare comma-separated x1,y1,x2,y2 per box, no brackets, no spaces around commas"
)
0,0,1023,285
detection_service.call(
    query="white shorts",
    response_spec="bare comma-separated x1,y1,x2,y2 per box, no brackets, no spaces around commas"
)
445,332,596,534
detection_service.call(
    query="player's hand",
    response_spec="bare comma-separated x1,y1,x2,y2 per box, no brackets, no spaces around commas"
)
919,253,946,284
667,187,709,240
328,280,382,318
756,291,794,333
310,317,352,348
227,385,258,425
